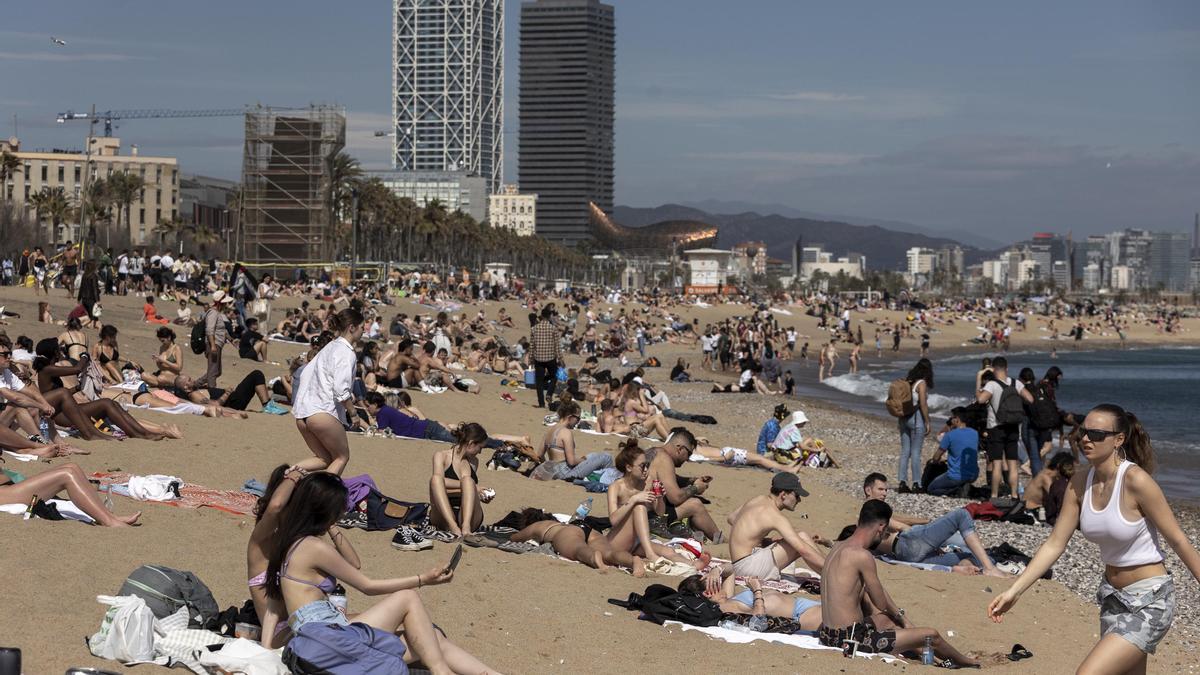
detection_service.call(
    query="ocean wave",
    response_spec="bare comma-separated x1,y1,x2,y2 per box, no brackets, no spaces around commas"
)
822,373,971,416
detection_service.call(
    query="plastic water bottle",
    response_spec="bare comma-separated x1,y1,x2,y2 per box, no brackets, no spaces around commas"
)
747,613,768,632
39,417,52,443
572,497,593,522
101,484,114,510
329,584,348,614
717,619,752,633
923,636,935,665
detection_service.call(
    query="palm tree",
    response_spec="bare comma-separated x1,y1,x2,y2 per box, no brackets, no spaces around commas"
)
328,151,362,226
108,171,145,241
82,177,114,245
0,151,20,201
154,213,184,248
42,187,73,244
188,223,221,258
28,188,50,239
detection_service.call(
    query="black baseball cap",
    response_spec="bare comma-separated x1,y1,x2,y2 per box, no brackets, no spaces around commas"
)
771,472,809,497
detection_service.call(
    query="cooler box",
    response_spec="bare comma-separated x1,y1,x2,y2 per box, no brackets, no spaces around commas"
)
524,370,536,387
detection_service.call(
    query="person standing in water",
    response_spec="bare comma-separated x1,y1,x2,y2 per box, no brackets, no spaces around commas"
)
989,404,1200,673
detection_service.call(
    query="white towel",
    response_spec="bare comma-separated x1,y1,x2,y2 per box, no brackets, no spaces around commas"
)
127,474,183,501
0,498,95,523
662,621,896,661
1,450,39,462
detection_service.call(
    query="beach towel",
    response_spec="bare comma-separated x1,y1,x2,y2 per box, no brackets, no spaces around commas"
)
90,472,258,516
878,555,954,573
0,498,94,523
1,450,39,462
662,621,897,662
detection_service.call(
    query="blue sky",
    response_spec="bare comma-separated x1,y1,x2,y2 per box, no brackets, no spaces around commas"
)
2,1,1197,239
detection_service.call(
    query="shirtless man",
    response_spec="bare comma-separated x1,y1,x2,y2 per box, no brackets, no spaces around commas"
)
862,472,929,533
383,339,421,389
61,241,79,296
644,427,723,543
718,473,825,583
819,499,978,666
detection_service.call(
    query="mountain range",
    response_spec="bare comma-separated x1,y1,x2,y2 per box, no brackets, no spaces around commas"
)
611,203,994,271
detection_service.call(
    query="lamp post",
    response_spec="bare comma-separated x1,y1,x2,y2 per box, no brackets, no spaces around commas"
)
350,188,360,283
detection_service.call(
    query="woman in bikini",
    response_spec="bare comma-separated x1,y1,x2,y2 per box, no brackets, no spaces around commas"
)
597,398,670,441
151,327,182,379
91,324,134,385
534,401,614,481
509,507,648,577
56,316,89,365
0,462,139,526
429,423,494,539
265,472,497,675
606,441,706,569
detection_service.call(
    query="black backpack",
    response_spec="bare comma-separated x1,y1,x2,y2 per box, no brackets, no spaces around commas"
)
994,379,1026,426
1029,383,1060,430
190,320,207,355
609,584,723,627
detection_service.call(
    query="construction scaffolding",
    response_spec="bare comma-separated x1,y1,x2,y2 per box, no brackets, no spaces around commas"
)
240,105,345,265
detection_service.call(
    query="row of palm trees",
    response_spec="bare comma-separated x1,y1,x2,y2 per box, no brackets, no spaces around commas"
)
328,151,604,283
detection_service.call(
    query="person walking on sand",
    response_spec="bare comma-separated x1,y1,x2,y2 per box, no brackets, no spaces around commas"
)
989,404,1200,674
291,308,363,475
849,340,861,374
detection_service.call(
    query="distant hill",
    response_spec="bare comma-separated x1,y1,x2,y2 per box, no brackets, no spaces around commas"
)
611,204,990,271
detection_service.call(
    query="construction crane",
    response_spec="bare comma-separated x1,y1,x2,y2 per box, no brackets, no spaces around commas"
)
56,108,247,137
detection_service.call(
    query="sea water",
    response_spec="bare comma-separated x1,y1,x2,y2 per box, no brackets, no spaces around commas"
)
817,347,1200,502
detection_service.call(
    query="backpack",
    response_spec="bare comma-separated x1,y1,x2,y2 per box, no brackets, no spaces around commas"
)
884,379,916,418
117,564,220,628
362,488,429,531
190,320,207,355
994,379,1026,426
1028,383,1060,430
959,402,989,434
609,584,723,627
283,621,408,675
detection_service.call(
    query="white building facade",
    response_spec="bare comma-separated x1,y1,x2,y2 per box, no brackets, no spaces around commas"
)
487,184,537,236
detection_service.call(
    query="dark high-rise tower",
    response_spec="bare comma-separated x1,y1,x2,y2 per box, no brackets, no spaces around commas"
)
518,0,615,245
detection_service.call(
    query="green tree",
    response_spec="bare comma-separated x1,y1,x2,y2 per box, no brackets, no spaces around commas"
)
108,171,145,241
41,187,73,244
0,151,20,201
328,151,362,226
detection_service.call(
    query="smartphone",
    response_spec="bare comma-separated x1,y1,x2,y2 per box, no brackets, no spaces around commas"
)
445,544,464,573
0,647,19,675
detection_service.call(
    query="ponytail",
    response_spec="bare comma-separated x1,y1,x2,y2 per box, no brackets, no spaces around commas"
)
452,422,489,447
1091,403,1155,473
329,308,364,334
615,438,643,473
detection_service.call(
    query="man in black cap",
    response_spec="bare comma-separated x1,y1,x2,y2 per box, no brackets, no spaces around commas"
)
717,472,826,583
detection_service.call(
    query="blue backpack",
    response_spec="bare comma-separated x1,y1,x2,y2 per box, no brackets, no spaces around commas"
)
283,622,408,675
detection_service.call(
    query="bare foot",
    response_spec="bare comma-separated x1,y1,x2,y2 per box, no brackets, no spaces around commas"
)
631,556,646,578
53,443,90,456
950,564,981,576
983,567,1010,578
163,424,183,439
591,551,609,572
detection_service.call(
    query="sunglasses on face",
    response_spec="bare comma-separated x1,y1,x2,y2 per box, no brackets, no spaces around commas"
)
0,351,11,358
1082,428,1120,442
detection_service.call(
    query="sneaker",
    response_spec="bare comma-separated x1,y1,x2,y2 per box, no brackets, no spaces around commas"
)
898,481,910,494
391,526,433,551
261,401,289,415
500,392,516,403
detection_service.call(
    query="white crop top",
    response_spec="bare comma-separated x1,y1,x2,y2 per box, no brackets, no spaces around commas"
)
1079,461,1164,567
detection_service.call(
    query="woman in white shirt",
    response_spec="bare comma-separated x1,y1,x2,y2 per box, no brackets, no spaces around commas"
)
291,308,364,475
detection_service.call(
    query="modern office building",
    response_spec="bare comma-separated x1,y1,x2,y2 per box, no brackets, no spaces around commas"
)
179,173,237,239
1,136,178,245
488,184,537,236
519,0,615,245
369,170,489,223
392,0,504,193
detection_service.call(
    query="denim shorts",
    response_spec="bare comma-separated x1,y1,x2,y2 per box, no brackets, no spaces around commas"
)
288,599,350,632
1098,574,1175,654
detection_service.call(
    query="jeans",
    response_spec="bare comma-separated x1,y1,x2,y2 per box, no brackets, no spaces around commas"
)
554,452,615,480
895,508,977,563
533,359,557,408
1022,424,1051,476
424,420,503,449
289,599,349,631
927,472,974,497
897,414,925,485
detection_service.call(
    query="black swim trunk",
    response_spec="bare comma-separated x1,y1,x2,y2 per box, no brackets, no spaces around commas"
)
818,622,897,655
63,264,78,277
986,423,1020,461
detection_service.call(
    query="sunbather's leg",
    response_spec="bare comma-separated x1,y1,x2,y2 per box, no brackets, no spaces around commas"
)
0,463,139,526
355,590,451,675
78,398,167,440
675,497,721,542
772,530,826,573
44,388,114,440
293,414,342,473
432,633,501,675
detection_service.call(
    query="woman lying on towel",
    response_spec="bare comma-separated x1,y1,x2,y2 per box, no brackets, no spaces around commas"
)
606,440,709,570
677,575,826,631
0,463,140,526
264,472,498,675
509,506,648,577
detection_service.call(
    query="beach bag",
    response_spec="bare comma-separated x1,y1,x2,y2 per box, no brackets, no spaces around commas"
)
884,379,915,417
190,321,207,355
1029,384,1060,430
88,594,156,663
251,298,269,317
994,380,1025,426
282,621,408,675
118,564,220,628
363,489,429,531
609,584,723,627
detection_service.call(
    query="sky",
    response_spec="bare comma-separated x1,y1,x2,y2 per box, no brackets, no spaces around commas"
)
2,1,1197,240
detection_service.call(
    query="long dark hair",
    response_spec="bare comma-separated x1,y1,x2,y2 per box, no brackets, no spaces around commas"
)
32,338,61,371
906,358,935,389
264,473,348,601
452,422,489,446
328,308,364,335
253,464,290,523
1090,403,1155,473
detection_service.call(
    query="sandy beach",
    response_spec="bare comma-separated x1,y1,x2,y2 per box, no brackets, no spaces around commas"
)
1,286,1197,674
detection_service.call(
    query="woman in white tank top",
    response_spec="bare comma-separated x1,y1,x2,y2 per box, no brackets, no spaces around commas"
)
987,404,1200,672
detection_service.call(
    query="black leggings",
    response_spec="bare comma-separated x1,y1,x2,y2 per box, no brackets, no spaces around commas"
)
225,370,265,410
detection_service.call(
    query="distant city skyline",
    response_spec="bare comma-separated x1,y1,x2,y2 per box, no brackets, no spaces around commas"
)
1,1,1197,239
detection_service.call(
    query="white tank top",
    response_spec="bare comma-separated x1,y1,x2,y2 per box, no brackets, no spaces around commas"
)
1079,461,1164,567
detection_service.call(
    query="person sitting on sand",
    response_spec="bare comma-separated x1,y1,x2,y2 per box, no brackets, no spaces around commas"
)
605,440,709,569
710,473,826,583
1019,451,1075,524
678,574,826,631
819,500,979,666
597,398,671,441
151,327,183,379
0,462,140,526
925,408,979,497
771,409,839,468
429,423,496,539
862,473,929,534
238,317,268,363
711,362,775,395
142,295,169,325
509,507,649,577
841,504,1008,577
534,401,614,481
645,427,723,543
264,472,498,675
756,404,789,456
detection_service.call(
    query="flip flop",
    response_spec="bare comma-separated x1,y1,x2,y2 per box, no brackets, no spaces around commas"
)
462,534,497,549
1007,644,1033,661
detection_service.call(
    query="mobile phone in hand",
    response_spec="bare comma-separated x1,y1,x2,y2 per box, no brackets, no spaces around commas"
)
445,544,464,573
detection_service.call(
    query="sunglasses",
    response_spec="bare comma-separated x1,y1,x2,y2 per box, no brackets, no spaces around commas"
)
1081,428,1121,442
0,351,11,357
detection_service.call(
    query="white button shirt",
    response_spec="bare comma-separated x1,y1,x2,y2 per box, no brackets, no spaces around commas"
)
292,337,356,422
